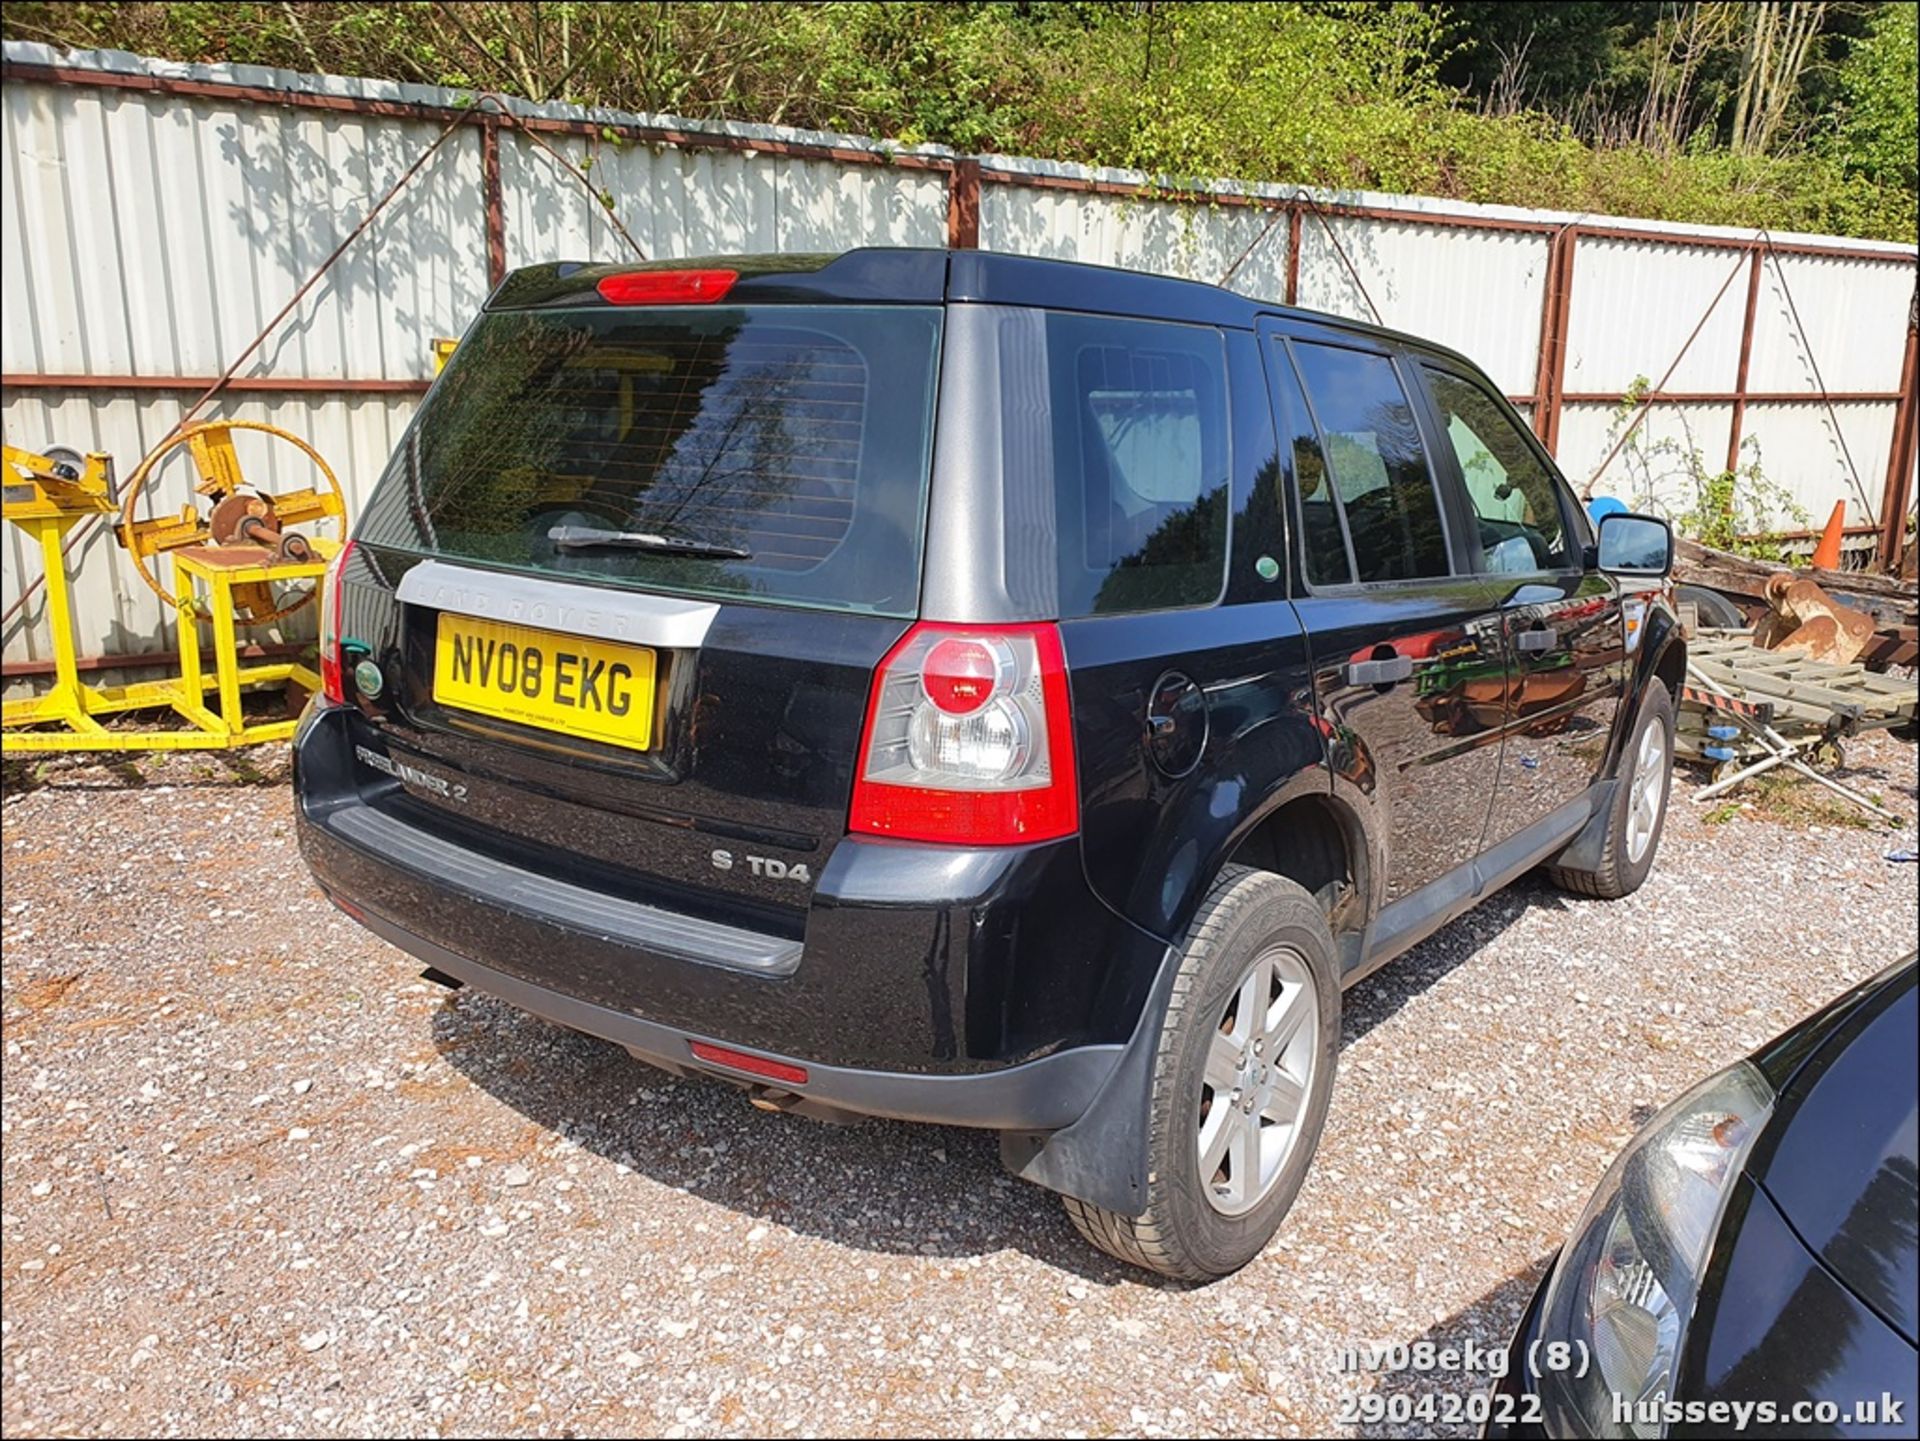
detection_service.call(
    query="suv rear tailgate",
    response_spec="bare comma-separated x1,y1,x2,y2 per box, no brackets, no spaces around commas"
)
339,549,905,931
315,278,941,966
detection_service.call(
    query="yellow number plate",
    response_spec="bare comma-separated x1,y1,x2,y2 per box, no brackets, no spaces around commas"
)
432,614,655,751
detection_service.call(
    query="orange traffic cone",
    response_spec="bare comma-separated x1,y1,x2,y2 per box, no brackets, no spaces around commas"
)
1809,500,1846,571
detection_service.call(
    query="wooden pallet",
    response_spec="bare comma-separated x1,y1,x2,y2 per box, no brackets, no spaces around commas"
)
1684,631,1918,734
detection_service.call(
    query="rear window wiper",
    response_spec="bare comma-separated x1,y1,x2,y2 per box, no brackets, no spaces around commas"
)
547,524,753,561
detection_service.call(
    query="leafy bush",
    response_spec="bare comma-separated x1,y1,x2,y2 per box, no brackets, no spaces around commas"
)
1832,1,1919,196
3,1,1913,242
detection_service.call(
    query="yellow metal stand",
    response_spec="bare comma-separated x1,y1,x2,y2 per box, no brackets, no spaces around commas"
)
4,511,116,745
2,539,335,755
5,432,343,755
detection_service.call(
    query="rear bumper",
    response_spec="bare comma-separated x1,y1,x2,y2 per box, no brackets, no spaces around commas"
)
348,904,1117,1129
294,700,1153,1122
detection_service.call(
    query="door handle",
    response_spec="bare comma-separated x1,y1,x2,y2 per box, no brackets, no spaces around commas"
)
1516,627,1560,654
1346,655,1414,686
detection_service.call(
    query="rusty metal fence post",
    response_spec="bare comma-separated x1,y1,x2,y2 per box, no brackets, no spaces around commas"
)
1879,288,1919,571
482,115,506,288
1284,205,1302,305
946,159,980,249
1726,246,1764,476
1532,226,1577,454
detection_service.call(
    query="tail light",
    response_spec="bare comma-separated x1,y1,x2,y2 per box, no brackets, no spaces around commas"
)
848,622,1078,845
318,538,357,704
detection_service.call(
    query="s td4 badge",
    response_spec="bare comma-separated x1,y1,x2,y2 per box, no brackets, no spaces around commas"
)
711,850,812,884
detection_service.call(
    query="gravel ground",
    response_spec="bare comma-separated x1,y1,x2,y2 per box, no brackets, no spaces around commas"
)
3,734,1916,1439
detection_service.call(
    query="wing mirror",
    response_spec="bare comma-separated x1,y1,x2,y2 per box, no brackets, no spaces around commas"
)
1596,512,1673,577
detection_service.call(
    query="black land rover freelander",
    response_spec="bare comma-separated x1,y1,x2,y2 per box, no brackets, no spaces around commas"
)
295,249,1684,1279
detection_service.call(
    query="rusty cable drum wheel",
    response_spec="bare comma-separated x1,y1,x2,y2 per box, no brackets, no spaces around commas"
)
116,420,347,626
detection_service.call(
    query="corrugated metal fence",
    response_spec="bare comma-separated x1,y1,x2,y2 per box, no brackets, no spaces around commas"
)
4,42,1916,675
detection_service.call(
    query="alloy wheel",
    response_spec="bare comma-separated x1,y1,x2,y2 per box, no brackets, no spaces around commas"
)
1197,945,1320,1217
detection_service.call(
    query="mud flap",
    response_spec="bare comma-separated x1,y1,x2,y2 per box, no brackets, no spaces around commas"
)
998,944,1178,1217
1548,776,1620,873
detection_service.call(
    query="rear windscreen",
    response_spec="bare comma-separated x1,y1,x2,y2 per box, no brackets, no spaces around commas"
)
356,304,942,616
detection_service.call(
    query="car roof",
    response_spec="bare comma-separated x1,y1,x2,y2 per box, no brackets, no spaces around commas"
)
486,247,1483,371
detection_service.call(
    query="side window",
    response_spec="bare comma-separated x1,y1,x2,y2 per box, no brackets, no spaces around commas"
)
1291,342,1451,583
1047,312,1231,615
1270,345,1351,586
1424,368,1573,573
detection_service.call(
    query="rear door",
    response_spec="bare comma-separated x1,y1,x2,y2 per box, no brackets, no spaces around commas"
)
334,290,944,935
1032,317,1320,951
1412,361,1626,848
1260,321,1508,907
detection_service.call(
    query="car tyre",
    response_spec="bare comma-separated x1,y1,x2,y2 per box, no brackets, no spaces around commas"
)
1676,584,1746,630
1546,678,1675,900
1062,865,1340,1281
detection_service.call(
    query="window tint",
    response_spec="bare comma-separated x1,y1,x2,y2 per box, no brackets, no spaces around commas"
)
1047,312,1230,615
1270,346,1351,586
1424,369,1573,573
1292,343,1450,583
355,305,941,616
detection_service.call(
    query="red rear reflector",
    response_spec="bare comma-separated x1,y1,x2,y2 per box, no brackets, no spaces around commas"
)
596,269,738,305
688,1041,809,1087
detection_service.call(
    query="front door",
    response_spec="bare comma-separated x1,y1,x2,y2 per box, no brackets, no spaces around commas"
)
1262,325,1509,909
1413,363,1627,848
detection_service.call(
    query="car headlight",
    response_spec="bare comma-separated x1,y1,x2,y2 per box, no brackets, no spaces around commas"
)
1536,1060,1774,1438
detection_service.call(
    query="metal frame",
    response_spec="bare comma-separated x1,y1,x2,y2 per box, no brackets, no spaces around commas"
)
1532,226,1577,450
2,641,305,681
1,374,430,393
946,158,981,249
1726,247,1766,475
1680,640,1912,824
2,539,332,753
1,53,1914,574
1881,289,1920,571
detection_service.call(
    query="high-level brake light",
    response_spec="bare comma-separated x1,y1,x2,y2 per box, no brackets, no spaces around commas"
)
596,269,738,305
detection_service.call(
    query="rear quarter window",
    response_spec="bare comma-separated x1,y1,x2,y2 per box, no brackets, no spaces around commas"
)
1046,313,1231,616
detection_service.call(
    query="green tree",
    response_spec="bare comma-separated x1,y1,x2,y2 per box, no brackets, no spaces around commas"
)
1438,1,1652,114
1831,0,1918,193
2,0,1913,241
